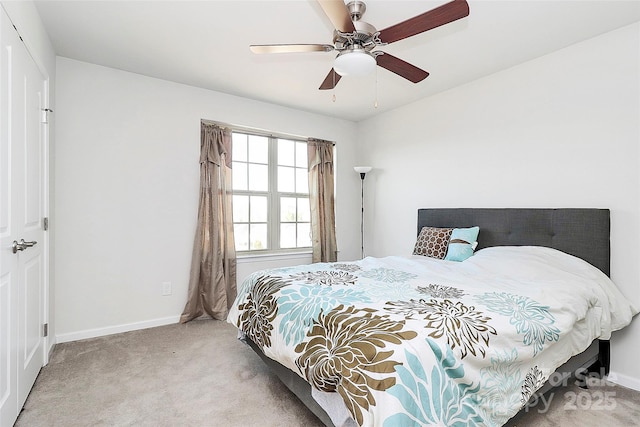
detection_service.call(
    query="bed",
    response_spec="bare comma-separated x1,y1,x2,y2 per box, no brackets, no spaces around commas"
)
227,208,637,426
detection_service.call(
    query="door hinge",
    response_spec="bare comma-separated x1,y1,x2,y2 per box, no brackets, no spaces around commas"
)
12,24,23,42
41,108,53,124
43,217,49,231
43,323,48,337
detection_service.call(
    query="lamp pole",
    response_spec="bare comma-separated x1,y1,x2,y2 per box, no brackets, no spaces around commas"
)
354,166,372,259
359,173,365,258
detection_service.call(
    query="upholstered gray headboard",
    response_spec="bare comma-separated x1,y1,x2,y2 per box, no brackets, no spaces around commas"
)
417,208,610,276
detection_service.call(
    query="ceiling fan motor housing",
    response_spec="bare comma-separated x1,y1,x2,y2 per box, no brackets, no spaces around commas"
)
333,20,378,51
332,1,378,52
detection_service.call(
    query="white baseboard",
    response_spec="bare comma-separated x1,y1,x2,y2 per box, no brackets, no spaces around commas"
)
607,370,640,391
55,315,181,343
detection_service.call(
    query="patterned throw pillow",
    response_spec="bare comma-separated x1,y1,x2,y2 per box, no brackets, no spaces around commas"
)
413,227,453,259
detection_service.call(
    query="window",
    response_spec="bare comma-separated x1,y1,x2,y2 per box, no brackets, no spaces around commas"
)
232,132,311,253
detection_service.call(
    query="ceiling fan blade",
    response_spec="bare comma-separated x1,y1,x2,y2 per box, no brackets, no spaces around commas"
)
378,0,469,44
317,0,356,33
250,44,334,54
376,53,429,83
319,68,342,90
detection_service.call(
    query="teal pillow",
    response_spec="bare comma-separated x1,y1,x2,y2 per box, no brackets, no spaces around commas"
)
444,226,480,262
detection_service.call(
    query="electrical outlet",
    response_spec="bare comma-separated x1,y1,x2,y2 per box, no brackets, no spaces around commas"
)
162,281,172,296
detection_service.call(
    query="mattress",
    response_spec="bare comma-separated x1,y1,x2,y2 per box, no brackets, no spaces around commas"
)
227,246,636,426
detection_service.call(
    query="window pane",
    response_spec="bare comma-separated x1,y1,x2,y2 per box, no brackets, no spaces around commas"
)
234,224,249,251
248,164,268,191
280,197,296,222
250,196,267,222
248,135,268,163
295,142,307,168
297,223,311,247
232,162,247,191
278,166,295,192
297,197,310,222
280,223,296,249
231,132,312,253
296,168,308,194
233,195,249,222
232,133,248,162
250,224,268,250
278,139,295,166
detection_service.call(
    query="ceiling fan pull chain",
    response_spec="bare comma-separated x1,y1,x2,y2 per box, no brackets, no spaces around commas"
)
332,71,337,102
374,67,379,109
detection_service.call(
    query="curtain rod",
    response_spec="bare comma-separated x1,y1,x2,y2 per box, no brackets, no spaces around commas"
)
200,119,335,146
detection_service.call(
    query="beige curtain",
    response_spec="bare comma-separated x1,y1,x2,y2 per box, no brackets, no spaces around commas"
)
180,122,237,323
307,138,337,263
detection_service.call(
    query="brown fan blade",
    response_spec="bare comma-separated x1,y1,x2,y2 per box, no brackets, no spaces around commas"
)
319,68,342,90
378,0,469,44
317,0,356,33
250,44,334,54
376,53,429,83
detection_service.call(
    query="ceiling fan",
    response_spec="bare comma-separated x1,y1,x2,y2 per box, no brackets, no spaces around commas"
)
250,0,470,90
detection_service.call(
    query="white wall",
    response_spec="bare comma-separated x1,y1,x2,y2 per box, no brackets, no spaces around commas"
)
51,9,640,387
1,0,56,356
54,58,360,341
357,23,640,387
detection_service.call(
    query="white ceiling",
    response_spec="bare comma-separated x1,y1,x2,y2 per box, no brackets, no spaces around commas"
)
34,0,640,122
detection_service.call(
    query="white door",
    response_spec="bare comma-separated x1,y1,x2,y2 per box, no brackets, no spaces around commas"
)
0,7,46,426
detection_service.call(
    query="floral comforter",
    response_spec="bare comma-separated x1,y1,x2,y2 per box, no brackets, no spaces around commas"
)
227,246,637,426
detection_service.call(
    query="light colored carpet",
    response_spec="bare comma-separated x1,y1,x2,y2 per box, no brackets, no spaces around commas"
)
15,320,640,426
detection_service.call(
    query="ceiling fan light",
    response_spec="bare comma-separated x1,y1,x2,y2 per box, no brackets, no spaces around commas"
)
334,50,376,77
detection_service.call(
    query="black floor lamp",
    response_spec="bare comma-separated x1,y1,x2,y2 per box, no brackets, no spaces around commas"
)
354,166,372,259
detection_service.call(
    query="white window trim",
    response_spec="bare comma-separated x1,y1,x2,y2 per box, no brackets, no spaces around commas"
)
236,250,312,263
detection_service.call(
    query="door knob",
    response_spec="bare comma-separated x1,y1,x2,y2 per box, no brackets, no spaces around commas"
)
12,240,25,253
11,239,37,254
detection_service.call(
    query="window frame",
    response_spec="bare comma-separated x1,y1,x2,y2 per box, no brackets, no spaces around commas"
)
231,130,311,256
